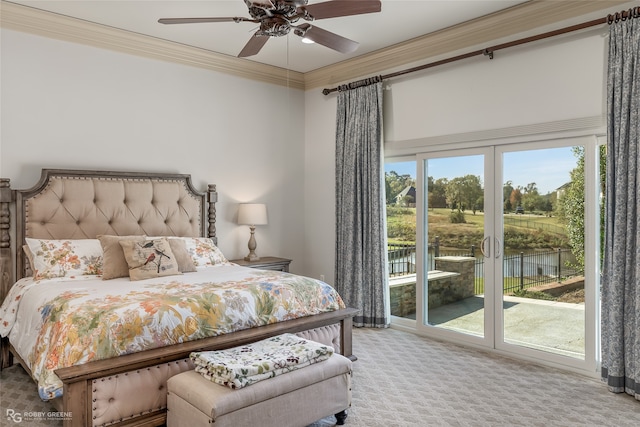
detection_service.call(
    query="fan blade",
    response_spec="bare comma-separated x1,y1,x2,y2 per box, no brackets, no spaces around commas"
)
238,33,270,57
158,17,257,24
302,0,381,20
294,23,358,54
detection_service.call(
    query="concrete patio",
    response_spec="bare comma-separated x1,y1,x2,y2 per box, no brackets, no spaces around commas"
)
428,295,586,358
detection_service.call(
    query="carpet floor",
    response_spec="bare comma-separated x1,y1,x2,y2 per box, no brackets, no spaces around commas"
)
1,327,638,426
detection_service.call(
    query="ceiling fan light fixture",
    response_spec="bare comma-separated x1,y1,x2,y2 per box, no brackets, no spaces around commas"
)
259,16,290,37
159,0,381,57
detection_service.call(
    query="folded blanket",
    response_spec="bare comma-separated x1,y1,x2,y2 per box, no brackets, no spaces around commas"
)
190,333,334,389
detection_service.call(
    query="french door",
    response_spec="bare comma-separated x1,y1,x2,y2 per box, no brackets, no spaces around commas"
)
412,137,599,373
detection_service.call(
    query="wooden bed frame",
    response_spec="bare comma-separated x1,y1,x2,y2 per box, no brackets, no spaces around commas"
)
0,169,357,427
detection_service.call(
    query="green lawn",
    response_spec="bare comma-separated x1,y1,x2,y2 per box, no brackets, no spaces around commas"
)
388,207,569,250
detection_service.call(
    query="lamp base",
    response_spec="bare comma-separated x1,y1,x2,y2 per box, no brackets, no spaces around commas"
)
245,226,260,262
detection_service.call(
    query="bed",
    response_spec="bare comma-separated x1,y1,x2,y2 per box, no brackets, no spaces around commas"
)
0,169,357,427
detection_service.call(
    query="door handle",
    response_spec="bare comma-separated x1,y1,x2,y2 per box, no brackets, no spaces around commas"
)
480,236,490,258
494,237,502,258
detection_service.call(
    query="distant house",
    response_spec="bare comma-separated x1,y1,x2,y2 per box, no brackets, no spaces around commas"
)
396,186,416,207
556,182,571,200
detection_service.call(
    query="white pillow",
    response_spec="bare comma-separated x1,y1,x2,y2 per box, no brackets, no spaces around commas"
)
175,237,228,268
25,238,103,280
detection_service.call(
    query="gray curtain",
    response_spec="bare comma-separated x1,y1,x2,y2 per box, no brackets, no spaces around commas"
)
601,14,639,400
335,79,389,328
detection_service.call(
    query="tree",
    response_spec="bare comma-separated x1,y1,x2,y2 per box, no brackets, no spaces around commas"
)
523,182,538,194
503,181,514,212
509,188,523,210
539,196,553,215
475,195,485,213
428,177,448,208
556,145,606,271
445,175,483,215
521,182,540,213
557,148,585,270
401,194,415,207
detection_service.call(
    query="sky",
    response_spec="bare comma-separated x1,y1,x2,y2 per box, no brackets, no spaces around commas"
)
385,146,578,195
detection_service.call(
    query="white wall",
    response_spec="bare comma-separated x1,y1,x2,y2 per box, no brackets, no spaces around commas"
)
384,30,607,142
0,10,620,284
303,85,338,282
0,29,307,271
303,21,610,286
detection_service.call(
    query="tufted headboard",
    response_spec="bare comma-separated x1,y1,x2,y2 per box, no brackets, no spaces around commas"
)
0,169,217,299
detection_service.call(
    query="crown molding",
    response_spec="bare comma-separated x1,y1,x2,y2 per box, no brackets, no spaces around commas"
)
0,0,629,92
305,0,629,90
0,1,305,89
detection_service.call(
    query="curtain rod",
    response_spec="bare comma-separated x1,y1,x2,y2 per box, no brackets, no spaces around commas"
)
322,6,640,95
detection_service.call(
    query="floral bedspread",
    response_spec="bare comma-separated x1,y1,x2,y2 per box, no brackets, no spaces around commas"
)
0,265,344,400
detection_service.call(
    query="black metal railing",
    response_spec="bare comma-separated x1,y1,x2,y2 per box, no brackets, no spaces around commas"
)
388,243,417,276
388,239,581,295
501,249,580,293
388,237,475,277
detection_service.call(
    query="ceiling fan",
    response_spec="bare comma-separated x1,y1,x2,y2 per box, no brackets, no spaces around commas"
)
158,0,382,58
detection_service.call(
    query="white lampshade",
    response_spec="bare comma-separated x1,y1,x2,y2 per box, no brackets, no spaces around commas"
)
237,203,268,226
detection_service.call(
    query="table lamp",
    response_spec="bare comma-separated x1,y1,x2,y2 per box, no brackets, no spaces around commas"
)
237,203,268,261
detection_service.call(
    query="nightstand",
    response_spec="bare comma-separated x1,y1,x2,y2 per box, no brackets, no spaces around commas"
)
231,256,292,272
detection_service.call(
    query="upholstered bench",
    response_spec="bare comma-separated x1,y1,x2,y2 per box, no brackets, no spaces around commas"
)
167,352,352,427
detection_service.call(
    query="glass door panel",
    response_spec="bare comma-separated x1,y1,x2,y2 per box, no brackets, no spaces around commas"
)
392,139,598,373
385,161,418,321
499,146,586,360
420,152,490,341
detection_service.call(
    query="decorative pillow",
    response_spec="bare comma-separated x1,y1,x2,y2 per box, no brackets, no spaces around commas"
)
166,238,197,273
25,238,103,280
177,237,228,267
98,235,146,280
119,238,180,281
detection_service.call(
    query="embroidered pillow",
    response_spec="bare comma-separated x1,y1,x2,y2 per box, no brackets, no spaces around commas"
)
25,238,103,280
119,238,180,281
98,235,146,280
178,237,228,267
